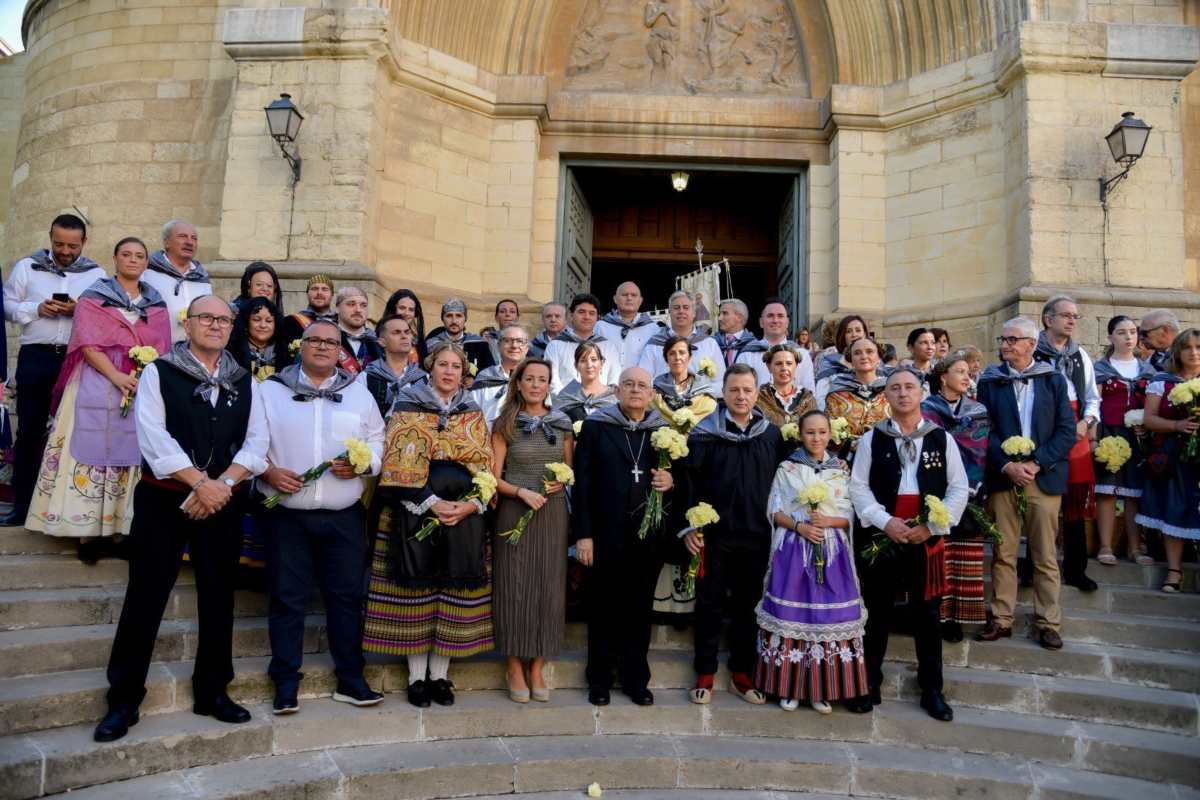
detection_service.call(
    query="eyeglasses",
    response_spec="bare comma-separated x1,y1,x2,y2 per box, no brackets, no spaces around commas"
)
1054,313,1082,321
303,337,341,350
500,337,529,346
996,336,1034,346
1139,325,1163,337
189,313,234,328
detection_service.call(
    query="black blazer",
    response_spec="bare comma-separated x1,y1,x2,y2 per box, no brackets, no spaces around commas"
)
976,366,1076,496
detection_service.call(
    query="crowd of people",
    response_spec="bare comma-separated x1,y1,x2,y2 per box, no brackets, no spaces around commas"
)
1,214,1195,744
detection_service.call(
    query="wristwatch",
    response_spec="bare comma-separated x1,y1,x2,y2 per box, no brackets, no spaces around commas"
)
222,477,236,488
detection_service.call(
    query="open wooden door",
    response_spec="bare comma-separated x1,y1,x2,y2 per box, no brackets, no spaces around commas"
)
557,167,593,302
775,173,809,327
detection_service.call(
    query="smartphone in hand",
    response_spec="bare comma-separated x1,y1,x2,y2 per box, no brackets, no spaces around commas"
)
52,293,70,303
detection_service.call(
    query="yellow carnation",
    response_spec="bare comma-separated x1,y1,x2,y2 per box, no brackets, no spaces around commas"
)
1095,435,1132,473
685,501,720,529
255,365,276,383
545,462,576,485
288,339,302,355
697,358,718,378
344,438,373,474
128,345,159,365
1001,435,1036,458
797,482,829,509
572,420,583,435
925,495,951,530
471,470,498,504
672,407,699,430
780,422,800,442
587,784,603,798
650,427,689,460
829,417,852,445
177,309,188,324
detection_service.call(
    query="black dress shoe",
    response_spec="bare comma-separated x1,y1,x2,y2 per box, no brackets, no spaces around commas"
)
94,705,139,742
76,539,103,565
193,694,251,724
843,696,873,714
1064,573,1099,593
407,679,432,708
333,682,384,707
588,687,610,706
624,687,654,706
0,509,27,527
273,688,299,715
940,621,964,643
920,692,954,722
430,678,455,706
869,687,882,706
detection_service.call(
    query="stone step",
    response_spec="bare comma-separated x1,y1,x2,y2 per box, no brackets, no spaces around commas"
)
2,645,1195,740
2,691,1198,799
0,556,195,591
1078,557,1200,591
31,732,1195,800
1011,605,1200,653
0,616,327,679
1017,581,1200,620
0,529,76,556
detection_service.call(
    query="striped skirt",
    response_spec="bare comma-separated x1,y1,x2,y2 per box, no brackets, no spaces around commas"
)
940,538,987,625
362,529,494,657
754,632,868,703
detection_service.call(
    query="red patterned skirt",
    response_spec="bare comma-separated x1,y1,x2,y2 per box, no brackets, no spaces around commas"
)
754,632,869,703
940,537,987,624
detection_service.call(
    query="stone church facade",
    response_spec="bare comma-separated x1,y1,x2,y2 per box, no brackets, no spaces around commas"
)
0,0,1198,350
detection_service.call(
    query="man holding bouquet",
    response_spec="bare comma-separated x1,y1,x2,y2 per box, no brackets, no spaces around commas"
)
680,364,789,705
848,368,968,720
976,317,1076,651
251,319,386,714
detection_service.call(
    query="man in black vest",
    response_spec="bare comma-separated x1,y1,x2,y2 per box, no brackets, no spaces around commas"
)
573,366,676,707
848,368,968,720
94,295,266,742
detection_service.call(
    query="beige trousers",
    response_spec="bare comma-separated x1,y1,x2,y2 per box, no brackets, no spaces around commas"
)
989,484,1062,633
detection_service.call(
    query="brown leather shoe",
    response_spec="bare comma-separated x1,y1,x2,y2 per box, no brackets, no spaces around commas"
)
1036,628,1063,650
974,621,1012,642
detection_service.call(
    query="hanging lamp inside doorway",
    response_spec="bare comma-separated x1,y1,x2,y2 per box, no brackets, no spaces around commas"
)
670,170,689,192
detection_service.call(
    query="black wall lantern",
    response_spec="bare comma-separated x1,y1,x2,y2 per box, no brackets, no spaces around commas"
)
1098,111,1151,205
264,93,304,183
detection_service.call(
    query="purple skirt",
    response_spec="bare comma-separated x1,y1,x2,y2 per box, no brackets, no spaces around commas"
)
757,529,867,642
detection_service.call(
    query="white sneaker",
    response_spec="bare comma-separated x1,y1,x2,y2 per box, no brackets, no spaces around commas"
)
780,698,799,711
811,699,833,715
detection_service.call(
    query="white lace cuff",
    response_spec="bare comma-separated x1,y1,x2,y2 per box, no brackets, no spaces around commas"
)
469,498,485,515
403,494,442,516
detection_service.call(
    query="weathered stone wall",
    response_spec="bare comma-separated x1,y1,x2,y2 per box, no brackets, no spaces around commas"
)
0,53,27,252
5,0,235,267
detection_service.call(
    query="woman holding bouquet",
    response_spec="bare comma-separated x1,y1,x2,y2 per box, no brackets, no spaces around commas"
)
491,358,574,703
1093,316,1155,567
362,341,494,707
821,337,891,458
756,410,867,714
552,341,618,423
756,344,817,427
27,237,171,562
921,353,991,641
651,335,718,432
1136,329,1200,593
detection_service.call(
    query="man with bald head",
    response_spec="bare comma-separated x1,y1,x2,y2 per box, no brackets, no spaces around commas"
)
596,281,663,370
96,295,267,742
143,219,213,342
572,366,677,707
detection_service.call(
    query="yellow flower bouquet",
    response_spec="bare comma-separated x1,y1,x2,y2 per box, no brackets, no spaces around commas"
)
288,338,302,356
1094,435,1132,474
120,345,159,418
697,357,718,379
498,462,575,545
412,470,498,541
1001,435,1036,519
671,407,700,432
638,427,689,539
682,502,720,595
861,495,950,565
263,438,373,508
829,416,852,446
254,364,276,383
1167,378,1200,461
780,422,800,442
796,481,830,583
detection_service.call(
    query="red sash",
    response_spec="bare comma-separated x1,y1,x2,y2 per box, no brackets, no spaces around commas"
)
896,493,946,601
337,347,363,376
1065,399,1096,521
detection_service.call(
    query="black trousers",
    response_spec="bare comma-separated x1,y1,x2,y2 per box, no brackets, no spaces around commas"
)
586,544,662,692
858,543,943,696
106,482,243,709
265,504,368,693
1061,519,1090,579
693,540,769,677
11,345,65,514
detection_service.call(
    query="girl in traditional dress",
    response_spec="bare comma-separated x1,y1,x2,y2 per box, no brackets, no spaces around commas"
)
651,335,718,621
756,343,817,427
814,315,869,406
922,353,990,641
552,341,618,423
491,358,574,703
650,335,718,431
26,237,171,563
228,296,285,381
755,410,868,714
1135,329,1200,593
1093,316,1155,566
821,337,891,458
362,341,494,706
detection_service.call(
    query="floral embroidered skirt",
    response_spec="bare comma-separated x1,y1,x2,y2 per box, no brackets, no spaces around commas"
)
26,377,136,538
754,632,868,702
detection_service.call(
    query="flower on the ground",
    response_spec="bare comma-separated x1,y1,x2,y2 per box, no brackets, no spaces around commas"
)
1001,435,1036,458
780,422,800,442
587,784,603,798
697,357,717,378
1094,435,1132,473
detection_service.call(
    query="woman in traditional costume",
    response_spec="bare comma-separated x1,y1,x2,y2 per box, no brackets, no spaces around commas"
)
650,335,718,432
26,237,171,563
902,328,936,393
755,410,867,714
756,343,817,427
362,341,494,706
1135,329,1200,593
491,358,574,703
1093,316,1155,566
383,288,428,366
228,296,285,381
552,341,618,423
921,353,991,641
815,315,869,407
821,337,891,458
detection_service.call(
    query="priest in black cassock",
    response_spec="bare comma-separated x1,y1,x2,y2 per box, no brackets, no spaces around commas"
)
681,364,789,705
572,366,677,707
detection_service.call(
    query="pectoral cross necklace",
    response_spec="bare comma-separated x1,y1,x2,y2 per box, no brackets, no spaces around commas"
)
624,430,648,484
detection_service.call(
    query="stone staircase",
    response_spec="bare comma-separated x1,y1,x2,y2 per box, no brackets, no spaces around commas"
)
0,527,1197,799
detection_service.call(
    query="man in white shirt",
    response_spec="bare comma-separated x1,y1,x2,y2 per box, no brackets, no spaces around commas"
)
251,319,386,714
529,302,567,358
638,291,725,382
848,367,968,721
96,295,266,742
142,219,213,343
544,292,622,394
595,281,662,371
734,299,815,392
2,213,105,526
470,324,530,430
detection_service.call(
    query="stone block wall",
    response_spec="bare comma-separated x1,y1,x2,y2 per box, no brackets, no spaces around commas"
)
0,53,26,252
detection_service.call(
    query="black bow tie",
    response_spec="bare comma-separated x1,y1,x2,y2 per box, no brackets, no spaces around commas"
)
293,390,343,403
